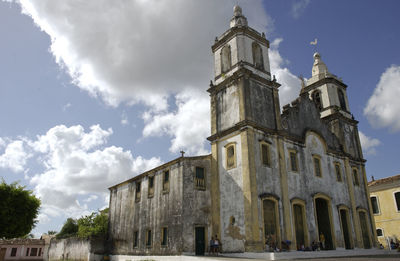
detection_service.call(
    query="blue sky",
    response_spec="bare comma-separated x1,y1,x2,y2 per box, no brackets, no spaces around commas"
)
0,0,399,237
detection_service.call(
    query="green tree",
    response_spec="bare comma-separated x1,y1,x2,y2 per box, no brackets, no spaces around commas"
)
77,208,109,238
56,218,78,239
0,180,41,239
47,230,57,235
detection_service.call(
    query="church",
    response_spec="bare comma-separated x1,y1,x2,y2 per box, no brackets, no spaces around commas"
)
107,6,376,256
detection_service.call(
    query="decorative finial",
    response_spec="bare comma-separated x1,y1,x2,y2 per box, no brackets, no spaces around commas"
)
230,5,248,28
273,75,276,82
180,150,185,157
233,5,242,16
209,80,214,87
371,175,375,181
310,38,318,53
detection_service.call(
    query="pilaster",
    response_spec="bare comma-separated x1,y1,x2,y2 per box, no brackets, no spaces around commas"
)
344,157,362,248
276,137,293,249
241,127,263,251
362,165,378,247
210,142,221,240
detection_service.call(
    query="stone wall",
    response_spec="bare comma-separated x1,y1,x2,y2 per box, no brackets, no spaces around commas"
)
108,156,211,255
47,238,104,261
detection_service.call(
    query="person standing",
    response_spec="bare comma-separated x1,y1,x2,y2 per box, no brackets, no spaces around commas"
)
214,235,220,255
209,236,215,255
319,232,325,250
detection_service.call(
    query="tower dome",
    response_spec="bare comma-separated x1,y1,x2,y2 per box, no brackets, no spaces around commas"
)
312,52,328,77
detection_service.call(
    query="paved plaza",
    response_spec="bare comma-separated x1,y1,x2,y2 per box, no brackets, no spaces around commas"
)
111,249,400,261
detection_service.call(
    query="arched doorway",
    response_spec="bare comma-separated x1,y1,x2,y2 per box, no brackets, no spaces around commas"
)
314,197,334,250
263,198,280,250
291,199,309,250
338,207,353,249
358,210,372,249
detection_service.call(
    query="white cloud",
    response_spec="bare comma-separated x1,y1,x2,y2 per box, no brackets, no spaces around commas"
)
16,0,270,109
142,88,210,155
291,0,311,19
269,38,301,107
0,139,31,173
62,102,71,111
364,65,400,132
121,111,129,126
84,194,98,203
1,124,161,223
27,124,161,213
359,131,381,156
11,0,300,155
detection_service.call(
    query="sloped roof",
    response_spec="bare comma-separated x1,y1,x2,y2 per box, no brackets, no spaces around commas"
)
368,174,400,187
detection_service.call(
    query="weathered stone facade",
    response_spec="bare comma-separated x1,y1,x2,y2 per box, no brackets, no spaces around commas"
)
108,5,376,256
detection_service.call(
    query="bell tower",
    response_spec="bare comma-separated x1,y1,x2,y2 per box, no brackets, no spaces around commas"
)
208,5,281,139
208,5,281,252
301,52,363,159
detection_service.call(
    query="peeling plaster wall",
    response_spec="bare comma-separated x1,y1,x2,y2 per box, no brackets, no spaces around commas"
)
109,157,212,256
181,158,212,253
48,238,103,261
109,161,184,255
245,80,276,130
217,134,246,252
216,85,240,132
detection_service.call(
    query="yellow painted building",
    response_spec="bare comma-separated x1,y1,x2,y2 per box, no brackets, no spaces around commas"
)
368,174,400,248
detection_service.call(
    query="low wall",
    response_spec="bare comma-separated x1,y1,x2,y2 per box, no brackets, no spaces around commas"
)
47,238,104,261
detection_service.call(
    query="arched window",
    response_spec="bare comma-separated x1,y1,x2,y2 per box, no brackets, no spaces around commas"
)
221,45,231,73
352,168,359,186
225,143,236,169
313,155,322,177
312,90,323,111
376,228,383,237
252,42,264,70
338,89,347,111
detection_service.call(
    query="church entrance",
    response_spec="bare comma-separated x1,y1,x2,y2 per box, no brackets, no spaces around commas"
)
315,198,334,250
293,204,306,250
195,226,205,255
263,199,280,250
358,211,371,249
339,209,352,249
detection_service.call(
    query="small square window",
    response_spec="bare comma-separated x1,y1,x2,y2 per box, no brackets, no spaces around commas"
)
148,176,154,198
370,196,380,214
335,163,342,182
163,170,169,192
261,143,270,167
135,181,141,202
133,231,138,248
146,230,152,247
30,248,37,256
11,248,17,257
313,156,322,177
161,227,168,246
195,167,206,190
394,192,400,212
352,169,359,186
376,228,383,237
289,151,298,172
